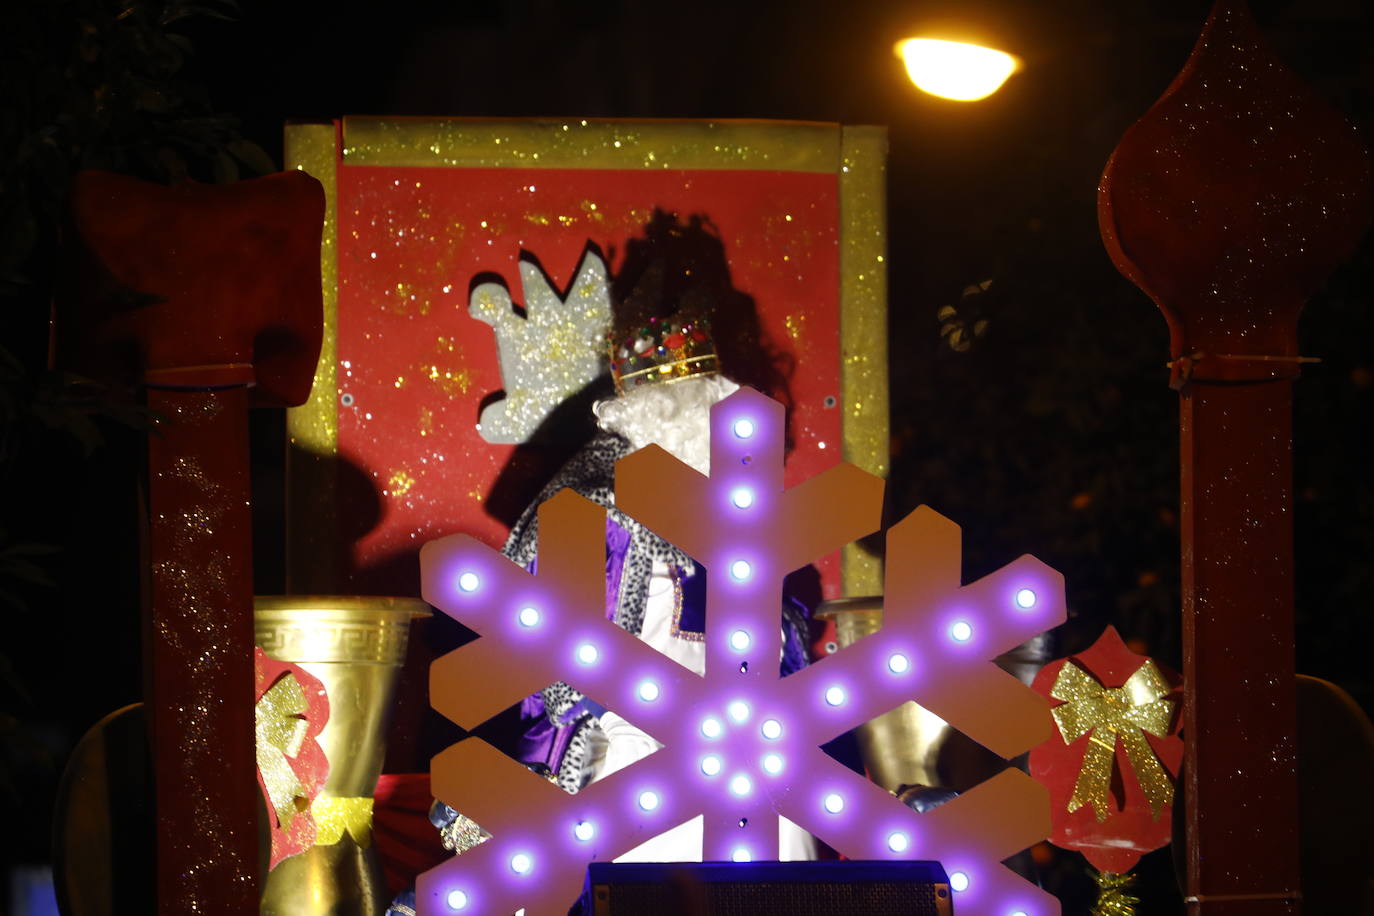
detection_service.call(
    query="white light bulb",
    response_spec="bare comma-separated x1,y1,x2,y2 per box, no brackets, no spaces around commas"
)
823,793,844,814
886,831,909,853
730,775,752,796
1011,912,1029,916
824,686,846,707
457,572,480,592
638,790,660,811
576,643,599,664
517,606,540,627
950,872,969,892
637,680,660,702
700,755,722,776
733,418,755,439
762,753,783,775
731,487,754,509
446,889,468,910
701,717,723,738
729,629,751,651
950,620,973,642
887,653,910,674
761,719,782,740
732,847,752,863
730,560,752,581
574,821,595,841
1015,588,1037,609
728,701,750,722
510,853,532,874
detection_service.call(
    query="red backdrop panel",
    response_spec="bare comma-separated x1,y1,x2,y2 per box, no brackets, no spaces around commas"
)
334,165,842,596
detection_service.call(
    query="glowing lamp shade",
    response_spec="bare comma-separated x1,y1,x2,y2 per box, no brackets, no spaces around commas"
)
949,871,970,892
637,790,660,811
895,38,1019,102
732,847,752,863
823,793,845,814
457,571,480,592
446,889,468,910
573,821,595,841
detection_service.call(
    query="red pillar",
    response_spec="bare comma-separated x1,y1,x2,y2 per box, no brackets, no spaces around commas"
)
1099,3,1371,912
62,171,323,914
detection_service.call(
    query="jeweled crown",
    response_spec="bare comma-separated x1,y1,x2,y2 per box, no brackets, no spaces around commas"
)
608,315,719,394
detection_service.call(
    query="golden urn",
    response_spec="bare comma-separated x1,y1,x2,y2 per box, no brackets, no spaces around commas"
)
255,596,429,915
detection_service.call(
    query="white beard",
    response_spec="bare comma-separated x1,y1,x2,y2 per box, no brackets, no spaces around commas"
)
593,374,740,475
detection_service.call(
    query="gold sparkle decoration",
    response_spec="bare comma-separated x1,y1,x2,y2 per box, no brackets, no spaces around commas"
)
255,673,310,830
1051,660,1176,822
1090,870,1140,916
470,248,612,443
783,312,807,342
387,469,417,498
341,117,839,172
839,126,889,597
311,796,374,849
422,337,473,397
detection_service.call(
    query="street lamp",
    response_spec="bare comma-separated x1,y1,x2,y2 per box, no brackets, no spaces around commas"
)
894,38,1019,101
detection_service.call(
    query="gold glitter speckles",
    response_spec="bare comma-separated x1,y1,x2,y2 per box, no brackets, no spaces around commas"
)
387,470,417,498
421,337,473,397
340,118,841,172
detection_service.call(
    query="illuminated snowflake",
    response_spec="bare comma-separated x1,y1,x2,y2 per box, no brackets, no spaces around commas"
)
418,388,1065,916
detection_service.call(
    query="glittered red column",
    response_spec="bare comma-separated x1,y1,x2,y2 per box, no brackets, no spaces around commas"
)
1099,2,1371,913
62,172,324,914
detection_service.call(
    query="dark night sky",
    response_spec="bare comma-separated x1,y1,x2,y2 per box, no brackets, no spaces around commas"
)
5,0,1374,910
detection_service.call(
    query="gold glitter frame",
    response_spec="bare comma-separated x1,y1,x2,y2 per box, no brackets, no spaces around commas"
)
284,118,887,596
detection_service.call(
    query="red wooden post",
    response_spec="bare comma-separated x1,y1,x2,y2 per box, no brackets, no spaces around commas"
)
1099,2,1371,913
61,171,324,914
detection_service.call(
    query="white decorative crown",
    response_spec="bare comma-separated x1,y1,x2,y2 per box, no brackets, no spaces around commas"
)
469,250,612,444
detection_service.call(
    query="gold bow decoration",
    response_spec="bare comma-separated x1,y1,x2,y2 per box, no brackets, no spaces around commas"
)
311,796,375,849
1050,659,1176,822
255,673,311,829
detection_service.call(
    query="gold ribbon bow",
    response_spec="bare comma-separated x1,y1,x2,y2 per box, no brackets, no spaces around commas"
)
255,673,310,829
311,796,374,849
1050,660,1176,822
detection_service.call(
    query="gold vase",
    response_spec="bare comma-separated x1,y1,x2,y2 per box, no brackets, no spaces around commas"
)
255,596,429,916
815,596,950,793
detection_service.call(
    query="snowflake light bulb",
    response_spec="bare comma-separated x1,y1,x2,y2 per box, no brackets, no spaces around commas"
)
1015,588,1037,609
731,487,755,509
419,388,1066,916
729,629,751,651
457,572,479,592
446,890,468,910
950,620,973,642
732,418,754,439
517,606,540,627
573,821,594,842
887,831,910,853
950,872,970,892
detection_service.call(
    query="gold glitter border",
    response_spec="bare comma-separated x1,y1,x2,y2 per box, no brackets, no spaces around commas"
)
341,117,842,172
284,122,340,592
839,126,889,598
